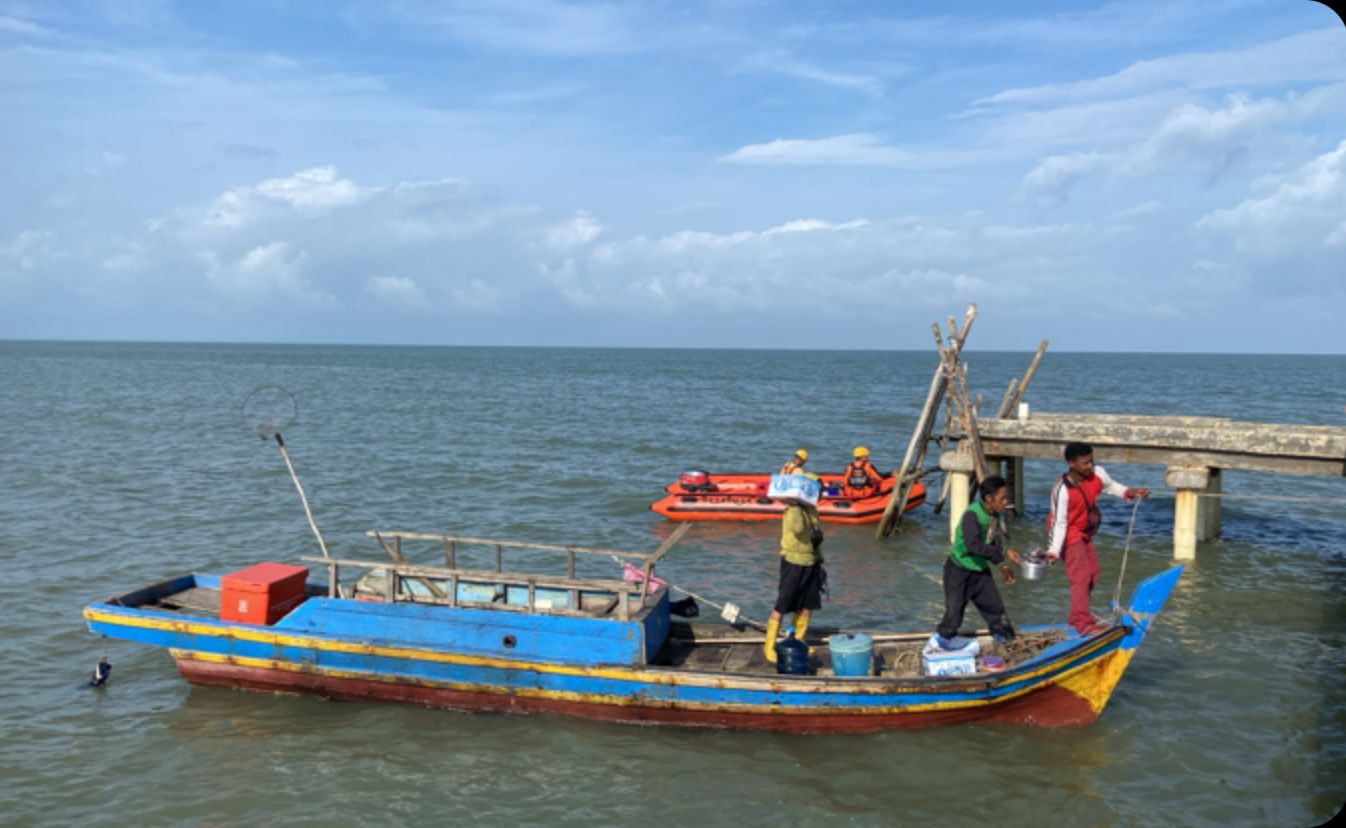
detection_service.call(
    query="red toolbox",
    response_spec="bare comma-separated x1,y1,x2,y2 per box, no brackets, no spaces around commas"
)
220,562,309,625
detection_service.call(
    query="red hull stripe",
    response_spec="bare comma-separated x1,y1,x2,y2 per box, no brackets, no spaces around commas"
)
175,658,1098,733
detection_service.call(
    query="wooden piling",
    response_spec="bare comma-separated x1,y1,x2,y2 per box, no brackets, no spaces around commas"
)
877,304,976,537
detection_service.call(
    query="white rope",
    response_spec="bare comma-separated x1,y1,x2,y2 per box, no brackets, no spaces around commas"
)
1110,497,1143,618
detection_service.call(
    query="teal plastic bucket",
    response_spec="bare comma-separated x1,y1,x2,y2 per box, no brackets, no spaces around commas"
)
829,633,873,677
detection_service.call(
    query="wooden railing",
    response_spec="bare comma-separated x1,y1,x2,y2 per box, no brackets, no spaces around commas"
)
301,523,691,621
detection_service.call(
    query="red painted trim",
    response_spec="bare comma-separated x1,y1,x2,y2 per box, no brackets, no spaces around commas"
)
175,658,1097,733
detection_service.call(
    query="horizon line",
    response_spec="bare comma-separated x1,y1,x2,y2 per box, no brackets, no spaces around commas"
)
1,337,1343,357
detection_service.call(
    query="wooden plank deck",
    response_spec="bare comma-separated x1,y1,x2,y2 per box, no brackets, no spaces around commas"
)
148,586,220,617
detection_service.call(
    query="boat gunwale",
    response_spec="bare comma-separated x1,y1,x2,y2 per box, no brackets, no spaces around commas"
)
83,595,1127,698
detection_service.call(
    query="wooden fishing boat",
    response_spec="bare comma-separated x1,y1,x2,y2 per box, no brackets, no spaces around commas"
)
650,472,926,523
83,528,1182,733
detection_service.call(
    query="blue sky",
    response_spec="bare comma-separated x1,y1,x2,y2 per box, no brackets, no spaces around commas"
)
1,1,1343,351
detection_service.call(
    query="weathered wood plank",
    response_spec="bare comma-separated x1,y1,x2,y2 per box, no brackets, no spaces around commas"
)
971,418,1346,459
300,556,639,594
366,530,658,561
878,304,976,537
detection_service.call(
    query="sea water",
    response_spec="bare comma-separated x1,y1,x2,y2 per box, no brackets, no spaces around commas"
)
1,342,1343,825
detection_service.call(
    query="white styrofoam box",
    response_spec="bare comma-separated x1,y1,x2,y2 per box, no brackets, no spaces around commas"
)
767,473,821,506
922,635,980,677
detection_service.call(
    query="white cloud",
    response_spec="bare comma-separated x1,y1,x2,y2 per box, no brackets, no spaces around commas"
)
763,218,868,235
1022,152,1109,203
975,28,1346,107
720,133,991,169
1197,139,1346,257
1,230,65,284
546,211,602,249
203,241,334,306
739,50,884,97
1019,88,1344,199
83,151,127,177
364,275,428,309
1122,90,1335,177
449,277,500,311
1114,200,1163,219
408,0,650,57
198,167,365,231
536,215,1116,317
254,166,363,209
0,15,52,36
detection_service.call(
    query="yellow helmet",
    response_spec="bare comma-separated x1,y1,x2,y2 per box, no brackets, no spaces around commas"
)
853,446,870,458
794,449,808,461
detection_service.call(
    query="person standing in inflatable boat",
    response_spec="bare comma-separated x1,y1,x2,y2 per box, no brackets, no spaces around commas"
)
842,446,884,498
763,472,826,663
780,448,808,475
1046,441,1149,635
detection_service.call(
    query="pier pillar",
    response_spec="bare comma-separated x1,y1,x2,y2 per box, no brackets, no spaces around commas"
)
1165,466,1212,560
940,451,976,542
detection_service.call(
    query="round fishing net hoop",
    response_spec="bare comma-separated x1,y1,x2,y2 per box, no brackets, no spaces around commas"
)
241,385,298,440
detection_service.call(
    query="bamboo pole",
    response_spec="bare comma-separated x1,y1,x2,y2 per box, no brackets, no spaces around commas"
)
1007,340,1049,415
274,434,330,560
877,304,977,537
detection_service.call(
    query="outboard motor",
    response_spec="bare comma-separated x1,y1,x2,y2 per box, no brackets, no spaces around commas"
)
679,469,712,492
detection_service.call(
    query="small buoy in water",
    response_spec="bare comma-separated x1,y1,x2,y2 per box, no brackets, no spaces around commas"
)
89,656,112,688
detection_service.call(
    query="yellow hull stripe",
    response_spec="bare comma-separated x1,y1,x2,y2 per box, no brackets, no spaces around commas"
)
89,606,1125,714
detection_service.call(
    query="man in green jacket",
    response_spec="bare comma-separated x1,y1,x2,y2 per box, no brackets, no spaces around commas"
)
764,474,826,663
935,475,1021,648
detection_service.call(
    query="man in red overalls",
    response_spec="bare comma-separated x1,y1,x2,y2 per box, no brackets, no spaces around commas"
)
1045,441,1149,635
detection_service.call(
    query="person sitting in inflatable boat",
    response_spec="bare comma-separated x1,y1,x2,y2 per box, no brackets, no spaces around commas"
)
842,446,885,498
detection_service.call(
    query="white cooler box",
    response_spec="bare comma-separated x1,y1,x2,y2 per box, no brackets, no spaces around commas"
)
922,636,980,677
767,474,821,505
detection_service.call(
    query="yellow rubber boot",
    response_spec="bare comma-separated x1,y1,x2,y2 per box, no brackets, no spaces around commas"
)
793,611,816,655
763,616,780,663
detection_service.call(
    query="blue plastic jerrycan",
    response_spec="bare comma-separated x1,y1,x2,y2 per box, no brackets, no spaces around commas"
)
775,628,811,675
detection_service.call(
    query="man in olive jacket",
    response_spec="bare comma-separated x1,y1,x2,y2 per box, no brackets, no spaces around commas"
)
764,475,826,663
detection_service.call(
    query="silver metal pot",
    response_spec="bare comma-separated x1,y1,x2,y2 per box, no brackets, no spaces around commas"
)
1020,556,1047,581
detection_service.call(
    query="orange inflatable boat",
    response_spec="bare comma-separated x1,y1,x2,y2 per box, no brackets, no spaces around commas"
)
649,471,926,524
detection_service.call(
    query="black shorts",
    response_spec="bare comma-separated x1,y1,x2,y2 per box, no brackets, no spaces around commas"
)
775,559,825,615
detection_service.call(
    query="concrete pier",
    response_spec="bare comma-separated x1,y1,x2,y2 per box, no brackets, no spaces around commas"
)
945,413,1346,559
940,451,975,542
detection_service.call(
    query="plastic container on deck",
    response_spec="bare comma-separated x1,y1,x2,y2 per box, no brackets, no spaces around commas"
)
220,562,308,625
775,634,811,675
922,635,980,677
828,633,874,677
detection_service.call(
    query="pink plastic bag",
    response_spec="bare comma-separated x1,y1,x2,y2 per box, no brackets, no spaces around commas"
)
621,561,668,589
